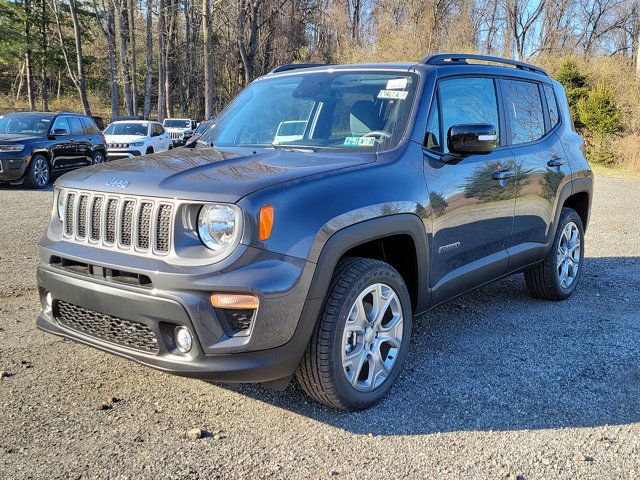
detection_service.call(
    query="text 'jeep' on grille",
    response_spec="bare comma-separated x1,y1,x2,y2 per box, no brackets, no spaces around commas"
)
37,55,593,410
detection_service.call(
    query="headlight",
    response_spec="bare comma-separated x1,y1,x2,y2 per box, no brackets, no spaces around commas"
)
131,141,145,147
0,144,25,152
197,203,242,256
56,189,65,220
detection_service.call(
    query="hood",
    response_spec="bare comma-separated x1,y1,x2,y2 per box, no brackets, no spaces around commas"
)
55,145,375,203
104,134,146,143
0,133,44,143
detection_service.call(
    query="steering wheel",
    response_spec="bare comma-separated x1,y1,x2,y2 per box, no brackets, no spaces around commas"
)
362,130,392,139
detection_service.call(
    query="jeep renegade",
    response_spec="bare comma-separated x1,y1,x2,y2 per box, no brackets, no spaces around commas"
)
36,54,593,410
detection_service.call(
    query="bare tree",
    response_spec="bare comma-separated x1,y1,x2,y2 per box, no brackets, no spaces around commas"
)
143,0,153,118
51,0,92,115
129,0,137,114
94,0,120,117
503,0,547,59
157,0,166,121
117,0,134,115
202,0,214,118
23,0,36,110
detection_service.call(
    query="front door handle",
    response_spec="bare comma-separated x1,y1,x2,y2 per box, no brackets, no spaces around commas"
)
547,158,566,167
492,170,515,180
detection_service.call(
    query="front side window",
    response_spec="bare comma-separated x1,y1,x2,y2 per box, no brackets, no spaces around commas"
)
503,79,545,144
438,77,500,153
51,116,70,134
424,97,441,151
0,113,52,135
201,71,418,152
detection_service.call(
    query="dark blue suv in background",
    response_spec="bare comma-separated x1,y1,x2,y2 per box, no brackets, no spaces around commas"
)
36,54,592,410
0,112,106,189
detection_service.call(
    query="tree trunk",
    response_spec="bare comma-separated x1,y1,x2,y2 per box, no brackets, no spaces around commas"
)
117,0,133,115
202,0,214,118
40,0,48,111
107,0,120,117
68,0,92,115
24,0,36,110
143,0,153,119
637,31,640,79
129,0,137,115
157,0,166,122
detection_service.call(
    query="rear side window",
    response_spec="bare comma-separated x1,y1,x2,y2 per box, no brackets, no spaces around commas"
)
68,117,84,134
81,117,100,134
543,84,559,128
503,79,545,145
438,77,500,154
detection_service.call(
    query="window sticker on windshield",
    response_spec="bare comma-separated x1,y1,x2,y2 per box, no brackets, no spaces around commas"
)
344,136,376,147
378,90,408,100
386,78,407,90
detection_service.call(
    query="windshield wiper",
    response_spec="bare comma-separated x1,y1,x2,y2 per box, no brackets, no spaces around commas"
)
269,144,317,152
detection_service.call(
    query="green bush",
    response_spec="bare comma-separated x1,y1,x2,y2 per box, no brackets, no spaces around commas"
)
585,134,616,165
577,83,624,136
555,60,589,127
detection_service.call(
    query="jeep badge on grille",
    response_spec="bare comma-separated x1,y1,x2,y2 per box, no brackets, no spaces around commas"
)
106,178,130,189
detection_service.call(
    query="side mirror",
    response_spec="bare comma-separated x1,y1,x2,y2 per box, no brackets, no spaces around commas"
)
447,124,497,156
52,128,69,136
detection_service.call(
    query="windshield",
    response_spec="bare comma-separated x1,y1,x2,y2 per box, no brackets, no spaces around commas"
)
104,122,148,136
0,113,52,136
164,119,191,128
194,120,213,135
200,71,418,152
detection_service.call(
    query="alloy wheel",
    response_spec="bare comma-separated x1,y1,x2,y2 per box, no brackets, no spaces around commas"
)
33,157,49,187
93,153,105,165
341,282,404,392
557,221,581,289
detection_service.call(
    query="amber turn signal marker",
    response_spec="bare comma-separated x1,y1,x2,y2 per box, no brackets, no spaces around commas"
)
259,205,274,241
210,293,259,310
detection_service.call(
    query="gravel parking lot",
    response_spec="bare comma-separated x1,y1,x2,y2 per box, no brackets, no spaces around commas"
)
0,174,639,479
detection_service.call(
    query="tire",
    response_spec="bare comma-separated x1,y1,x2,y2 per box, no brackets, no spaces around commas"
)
524,207,585,300
24,154,50,189
146,147,154,155
91,151,106,165
296,257,412,410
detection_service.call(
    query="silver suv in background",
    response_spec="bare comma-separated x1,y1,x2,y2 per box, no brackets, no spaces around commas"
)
162,118,197,146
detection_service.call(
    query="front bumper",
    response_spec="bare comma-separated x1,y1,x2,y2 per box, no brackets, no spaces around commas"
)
106,149,143,160
0,154,28,182
35,242,321,382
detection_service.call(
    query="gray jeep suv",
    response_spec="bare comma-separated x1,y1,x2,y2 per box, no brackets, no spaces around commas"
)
36,54,593,410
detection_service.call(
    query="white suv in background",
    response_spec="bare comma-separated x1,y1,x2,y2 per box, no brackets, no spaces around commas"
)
163,118,197,146
104,120,173,160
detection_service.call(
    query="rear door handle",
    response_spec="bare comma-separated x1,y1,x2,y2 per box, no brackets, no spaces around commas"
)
547,158,565,167
492,170,515,180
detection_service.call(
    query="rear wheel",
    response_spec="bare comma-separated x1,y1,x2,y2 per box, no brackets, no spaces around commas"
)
24,154,50,189
525,208,584,300
146,147,154,155
296,257,412,410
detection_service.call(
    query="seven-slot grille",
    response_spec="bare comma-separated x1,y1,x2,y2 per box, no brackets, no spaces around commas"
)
169,131,182,141
62,190,174,255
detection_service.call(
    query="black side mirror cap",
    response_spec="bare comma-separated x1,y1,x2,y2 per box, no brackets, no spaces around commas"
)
447,124,497,156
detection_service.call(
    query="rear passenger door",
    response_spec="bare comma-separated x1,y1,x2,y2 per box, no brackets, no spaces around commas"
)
68,116,91,165
501,78,572,268
424,76,517,303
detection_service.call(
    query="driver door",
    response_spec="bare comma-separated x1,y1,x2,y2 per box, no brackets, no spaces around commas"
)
424,76,517,304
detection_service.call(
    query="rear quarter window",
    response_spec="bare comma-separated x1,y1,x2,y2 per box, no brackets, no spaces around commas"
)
543,84,560,129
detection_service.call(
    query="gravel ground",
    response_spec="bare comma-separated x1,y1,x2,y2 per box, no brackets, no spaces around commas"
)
1,174,639,479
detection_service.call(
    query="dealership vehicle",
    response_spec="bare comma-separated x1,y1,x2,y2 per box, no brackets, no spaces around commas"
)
104,120,173,160
37,55,592,410
188,118,215,144
0,111,105,189
163,118,197,146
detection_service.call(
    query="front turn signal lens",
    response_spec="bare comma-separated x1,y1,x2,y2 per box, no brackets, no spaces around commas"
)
259,205,274,241
211,293,259,310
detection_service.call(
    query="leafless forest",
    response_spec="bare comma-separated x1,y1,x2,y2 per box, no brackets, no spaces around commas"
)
2,0,640,168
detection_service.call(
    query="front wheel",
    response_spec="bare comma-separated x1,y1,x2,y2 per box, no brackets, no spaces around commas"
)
525,207,585,300
24,154,50,189
91,151,106,165
296,257,412,410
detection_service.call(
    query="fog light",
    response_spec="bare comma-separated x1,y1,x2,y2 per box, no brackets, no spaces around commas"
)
174,326,192,353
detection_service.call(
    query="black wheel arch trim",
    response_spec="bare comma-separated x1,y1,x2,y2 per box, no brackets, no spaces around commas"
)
549,177,592,247
305,213,431,313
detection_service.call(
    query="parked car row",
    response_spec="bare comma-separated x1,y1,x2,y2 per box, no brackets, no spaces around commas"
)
0,112,211,189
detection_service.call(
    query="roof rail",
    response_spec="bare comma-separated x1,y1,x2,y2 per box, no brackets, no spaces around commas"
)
421,53,548,76
270,63,331,74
